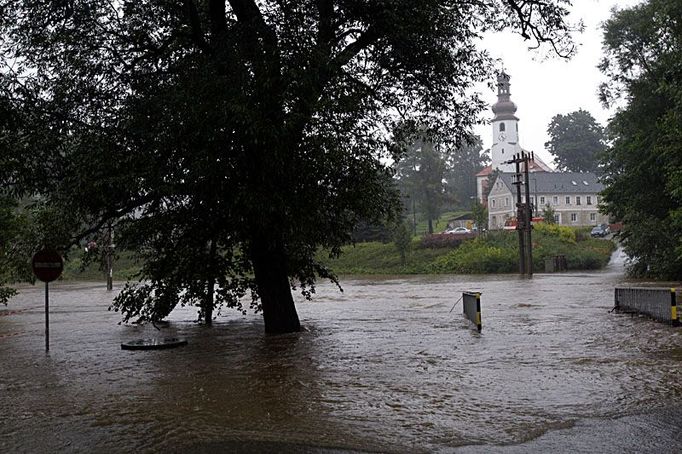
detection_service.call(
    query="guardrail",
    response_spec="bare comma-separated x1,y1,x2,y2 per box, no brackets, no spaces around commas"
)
463,292,482,332
614,287,679,326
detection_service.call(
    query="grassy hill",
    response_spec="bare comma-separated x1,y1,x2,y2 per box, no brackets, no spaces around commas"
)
319,224,616,275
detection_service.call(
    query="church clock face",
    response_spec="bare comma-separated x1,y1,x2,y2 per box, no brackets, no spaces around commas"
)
498,132,506,141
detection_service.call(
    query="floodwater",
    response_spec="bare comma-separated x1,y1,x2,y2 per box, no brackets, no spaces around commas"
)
1,249,681,453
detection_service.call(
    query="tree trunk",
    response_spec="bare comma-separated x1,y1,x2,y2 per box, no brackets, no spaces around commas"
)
251,240,301,334
427,218,433,234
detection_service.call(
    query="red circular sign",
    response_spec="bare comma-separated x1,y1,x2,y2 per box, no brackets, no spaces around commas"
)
32,248,64,283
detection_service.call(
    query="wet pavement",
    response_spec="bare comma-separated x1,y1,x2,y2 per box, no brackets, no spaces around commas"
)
1,249,681,453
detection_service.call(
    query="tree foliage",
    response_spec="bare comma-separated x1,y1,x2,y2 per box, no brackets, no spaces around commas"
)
541,204,556,224
599,0,682,279
545,109,605,172
0,1,575,332
394,131,451,234
445,135,489,208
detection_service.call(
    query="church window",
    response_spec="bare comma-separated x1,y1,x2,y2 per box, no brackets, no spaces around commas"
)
540,196,545,205
571,213,577,222
516,124,518,131
501,148,504,154
492,199,496,208
576,196,581,205
500,123,506,132
505,197,509,207
565,196,571,205
587,196,592,205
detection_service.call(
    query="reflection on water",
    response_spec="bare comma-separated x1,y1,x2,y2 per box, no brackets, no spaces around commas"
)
1,249,681,453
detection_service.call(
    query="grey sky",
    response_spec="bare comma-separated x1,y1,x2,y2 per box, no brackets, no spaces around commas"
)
474,0,642,168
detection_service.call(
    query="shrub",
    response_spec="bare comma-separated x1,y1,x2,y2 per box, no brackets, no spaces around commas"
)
419,233,465,249
533,223,576,243
430,239,518,273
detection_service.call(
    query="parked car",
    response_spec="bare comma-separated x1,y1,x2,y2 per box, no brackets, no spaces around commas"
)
590,224,610,238
445,226,470,234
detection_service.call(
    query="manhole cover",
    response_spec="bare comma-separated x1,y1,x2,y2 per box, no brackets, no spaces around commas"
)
121,337,188,350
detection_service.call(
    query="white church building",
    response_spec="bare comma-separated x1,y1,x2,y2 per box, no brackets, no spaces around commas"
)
476,72,609,229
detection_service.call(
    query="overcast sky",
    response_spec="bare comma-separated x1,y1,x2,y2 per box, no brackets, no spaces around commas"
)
474,0,642,168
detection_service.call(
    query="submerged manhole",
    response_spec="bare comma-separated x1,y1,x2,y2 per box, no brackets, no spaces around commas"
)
121,337,188,351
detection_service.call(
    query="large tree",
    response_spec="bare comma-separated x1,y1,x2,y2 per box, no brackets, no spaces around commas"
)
599,0,682,279
545,109,605,172
0,1,574,333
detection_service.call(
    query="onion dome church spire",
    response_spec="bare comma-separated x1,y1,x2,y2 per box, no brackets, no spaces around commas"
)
490,71,521,172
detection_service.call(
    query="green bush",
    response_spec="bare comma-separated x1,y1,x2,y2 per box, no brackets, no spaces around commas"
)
430,239,518,273
534,223,576,243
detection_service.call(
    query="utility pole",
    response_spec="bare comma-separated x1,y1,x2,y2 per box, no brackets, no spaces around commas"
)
523,156,533,276
504,151,534,276
106,223,114,290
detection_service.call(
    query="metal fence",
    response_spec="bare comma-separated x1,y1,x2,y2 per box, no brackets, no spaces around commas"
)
614,287,679,326
463,292,482,332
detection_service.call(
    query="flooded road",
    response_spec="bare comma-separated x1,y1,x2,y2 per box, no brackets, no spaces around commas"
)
1,250,681,453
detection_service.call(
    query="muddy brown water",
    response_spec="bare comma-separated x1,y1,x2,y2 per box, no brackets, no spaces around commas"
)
1,249,681,453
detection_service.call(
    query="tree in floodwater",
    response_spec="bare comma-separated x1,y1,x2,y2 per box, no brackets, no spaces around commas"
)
599,0,682,279
0,1,575,333
545,109,605,173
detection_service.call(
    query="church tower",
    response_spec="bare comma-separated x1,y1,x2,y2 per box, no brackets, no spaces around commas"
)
490,72,521,172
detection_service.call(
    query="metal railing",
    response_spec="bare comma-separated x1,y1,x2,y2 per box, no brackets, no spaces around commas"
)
614,287,679,326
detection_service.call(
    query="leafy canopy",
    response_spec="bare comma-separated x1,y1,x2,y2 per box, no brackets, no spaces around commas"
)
0,1,576,329
545,109,605,173
599,0,682,279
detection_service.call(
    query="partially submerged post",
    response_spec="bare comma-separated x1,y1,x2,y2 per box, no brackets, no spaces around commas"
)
462,292,482,332
31,248,64,352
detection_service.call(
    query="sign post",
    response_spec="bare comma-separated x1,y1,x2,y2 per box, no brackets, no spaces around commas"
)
32,248,64,352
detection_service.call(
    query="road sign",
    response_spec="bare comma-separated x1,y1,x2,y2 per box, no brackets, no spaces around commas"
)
32,248,64,283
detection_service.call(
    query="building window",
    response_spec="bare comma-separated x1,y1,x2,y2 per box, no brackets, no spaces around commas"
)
576,196,581,205
492,199,496,208
554,213,560,223
553,196,558,205
590,212,596,222
587,196,592,205
505,197,509,207
500,122,506,132
565,196,571,205
540,196,545,205
571,213,577,222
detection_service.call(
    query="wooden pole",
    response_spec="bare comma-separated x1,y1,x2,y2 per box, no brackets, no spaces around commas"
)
523,153,533,276
45,282,49,352
514,155,525,275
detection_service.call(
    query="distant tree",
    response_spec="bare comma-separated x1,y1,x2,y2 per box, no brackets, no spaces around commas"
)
394,132,451,235
483,168,500,202
541,204,556,224
471,199,488,231
445,135,489,208
545,109,605,172
392,221,413,265
0,1,575,332
599,0,682,279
